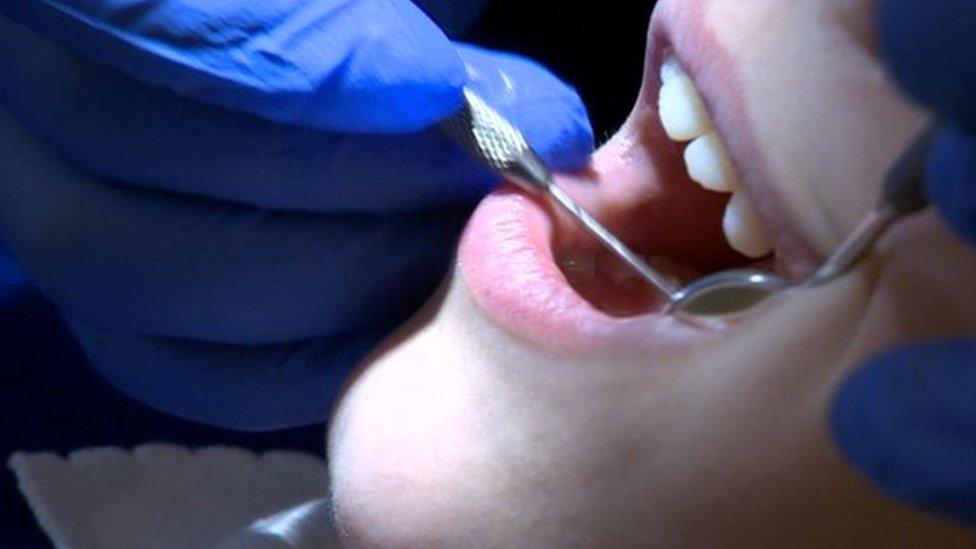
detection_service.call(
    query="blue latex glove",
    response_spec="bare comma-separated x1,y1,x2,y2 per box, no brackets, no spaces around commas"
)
831,0,976,526
0,1,594,430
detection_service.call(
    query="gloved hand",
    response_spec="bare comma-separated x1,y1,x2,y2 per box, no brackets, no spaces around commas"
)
831,0,976,526
0,1,594,430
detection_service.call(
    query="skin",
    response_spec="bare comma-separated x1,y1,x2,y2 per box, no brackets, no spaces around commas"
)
328,0,976,546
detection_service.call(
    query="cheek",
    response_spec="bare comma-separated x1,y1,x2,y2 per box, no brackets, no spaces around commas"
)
706,0,927,248
327,334,496,547
853,216,976,348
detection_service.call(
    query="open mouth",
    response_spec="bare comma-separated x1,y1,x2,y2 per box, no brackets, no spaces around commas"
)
551,52,783,318
457,5,819,351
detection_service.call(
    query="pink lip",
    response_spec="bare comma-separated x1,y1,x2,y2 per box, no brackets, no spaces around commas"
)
458,0,816,352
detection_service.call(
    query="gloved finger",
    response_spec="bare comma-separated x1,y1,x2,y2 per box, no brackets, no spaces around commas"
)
926,124,976,247
831,340,976,526
68,320,385,431
0,15,593,214
0,107,467,345
0,236,28,301
0,0,465,133
878,0,976,132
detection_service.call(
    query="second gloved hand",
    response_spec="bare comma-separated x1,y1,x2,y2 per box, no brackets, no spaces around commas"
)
0,1,594,430
831,0,976,528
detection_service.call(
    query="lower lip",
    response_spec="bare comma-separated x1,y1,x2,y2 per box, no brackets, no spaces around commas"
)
457,186,706,354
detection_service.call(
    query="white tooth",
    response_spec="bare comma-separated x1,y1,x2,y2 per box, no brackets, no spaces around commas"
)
723,191,773,258
660,57,683,83
683,132,741,193
658,64,713,141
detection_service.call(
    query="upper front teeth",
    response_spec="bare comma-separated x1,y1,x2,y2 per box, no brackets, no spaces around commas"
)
723,192,773,259
683,132,740,193
658,58,713,141
658,58,773,259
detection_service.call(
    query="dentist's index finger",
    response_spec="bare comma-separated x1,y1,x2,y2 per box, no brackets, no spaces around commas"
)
0,0,466,132
926,125,976,247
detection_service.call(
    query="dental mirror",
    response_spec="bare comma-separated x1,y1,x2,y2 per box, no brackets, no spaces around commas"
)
665,125,934,318
666,269,790,317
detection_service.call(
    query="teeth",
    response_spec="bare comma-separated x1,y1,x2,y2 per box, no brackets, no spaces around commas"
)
660,57,684,84
683,132,741,193
659,57,773,259
722,192,773,258
658,60,713,141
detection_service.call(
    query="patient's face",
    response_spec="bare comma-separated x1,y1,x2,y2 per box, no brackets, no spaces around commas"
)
329,0,976,546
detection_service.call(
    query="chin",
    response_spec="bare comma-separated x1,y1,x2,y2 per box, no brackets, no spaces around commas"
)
327,0,976,546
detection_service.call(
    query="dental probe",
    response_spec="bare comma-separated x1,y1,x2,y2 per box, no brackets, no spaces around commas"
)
440,88,683,301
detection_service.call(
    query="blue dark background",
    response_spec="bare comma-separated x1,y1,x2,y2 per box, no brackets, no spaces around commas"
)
0,1,654,545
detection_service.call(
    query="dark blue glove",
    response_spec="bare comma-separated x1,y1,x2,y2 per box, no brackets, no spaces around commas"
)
831,0,976,526
0,1,594,430
413,0,492,37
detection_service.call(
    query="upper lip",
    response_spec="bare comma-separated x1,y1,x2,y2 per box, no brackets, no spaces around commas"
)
457,0,819,352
